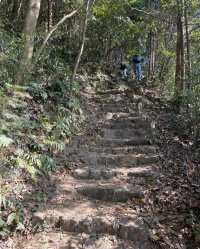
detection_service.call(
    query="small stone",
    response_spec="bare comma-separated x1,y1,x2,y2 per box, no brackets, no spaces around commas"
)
73,168,89,179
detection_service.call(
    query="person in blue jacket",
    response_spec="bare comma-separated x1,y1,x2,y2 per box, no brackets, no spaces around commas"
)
132,55,143,81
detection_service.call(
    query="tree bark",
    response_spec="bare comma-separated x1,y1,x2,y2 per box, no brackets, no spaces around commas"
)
11,0,19,19
146,0,158,80
71,0,91,83
175,12,185,94
16,0,42,84
11,0,24,27
184,6,191,88
148,31,156,79
48,0,53,31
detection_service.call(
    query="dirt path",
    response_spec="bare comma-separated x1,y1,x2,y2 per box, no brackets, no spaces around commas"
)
16,84,161,248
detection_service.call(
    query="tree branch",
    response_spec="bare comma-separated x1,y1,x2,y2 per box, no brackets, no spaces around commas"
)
34,8,81,62
127,3,172,22
71,0,91,83
130,7,154,16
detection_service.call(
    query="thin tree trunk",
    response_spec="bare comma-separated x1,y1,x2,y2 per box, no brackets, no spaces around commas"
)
16,0,42,84
48,0,53,31
184,6,191,88
148,31,156,79
174,9,185,114
175,12,185,95
146,0,158,80
71,0,91,83
11,0,24,25
17,0,24,19
11,0,19,19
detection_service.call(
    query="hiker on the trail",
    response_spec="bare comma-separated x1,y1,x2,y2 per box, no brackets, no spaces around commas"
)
132,55,143,81
120,63,128,79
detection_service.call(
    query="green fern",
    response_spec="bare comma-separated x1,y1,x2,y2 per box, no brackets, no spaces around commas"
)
20,152,57,176
52,110,84,139
67,97,80,111
43,138,65,152
39,155,57,172
53,114,73,138
15,156,38,179
27,83,48,102
66,82,80,94
0,217,6,228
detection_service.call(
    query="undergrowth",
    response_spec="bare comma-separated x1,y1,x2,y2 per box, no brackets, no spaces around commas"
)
0,30,85,238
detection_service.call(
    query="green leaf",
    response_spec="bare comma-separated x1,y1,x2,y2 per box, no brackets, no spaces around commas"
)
0,217,6,228
0,228,10,237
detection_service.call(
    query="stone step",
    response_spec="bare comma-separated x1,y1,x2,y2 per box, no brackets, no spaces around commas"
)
33,203,149,243
99,98,131,104
100,104,136,113
77,184,144,202
43,177,146,203
19,232,149,249
96,89,125,95
89,145,158,155
103,112,139,121
100,137,152,147
106,116,146,123
103,119,150,130
77,152,159,167
102,128,151,139
73,165,158,180
97,154,159,166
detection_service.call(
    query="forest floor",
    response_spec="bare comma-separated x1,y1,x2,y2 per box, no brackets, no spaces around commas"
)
1,76,200,249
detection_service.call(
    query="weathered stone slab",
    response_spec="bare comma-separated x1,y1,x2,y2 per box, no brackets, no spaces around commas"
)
77,185,144,202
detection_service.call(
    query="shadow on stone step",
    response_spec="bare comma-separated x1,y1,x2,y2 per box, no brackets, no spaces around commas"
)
101,138,152,147
77,185,144,202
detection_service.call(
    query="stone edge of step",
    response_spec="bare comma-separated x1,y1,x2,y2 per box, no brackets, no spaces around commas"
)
32,211,150,243
76,185,145,202
72,166,158,180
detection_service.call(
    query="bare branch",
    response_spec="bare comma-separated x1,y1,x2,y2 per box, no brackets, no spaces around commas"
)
71,0,91,83
34,8,81,62
127,3,172,22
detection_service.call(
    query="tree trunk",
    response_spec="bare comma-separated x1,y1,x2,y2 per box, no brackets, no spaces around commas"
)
146,0,158,80
148,31,156,79
11,0,24,27
175,12,185,94
11,0,19,19
184,6,191,88
16,0,42,84
71,0,91,83
48,0,53,31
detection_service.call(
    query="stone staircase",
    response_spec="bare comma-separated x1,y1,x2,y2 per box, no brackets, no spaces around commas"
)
20,87,159,249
